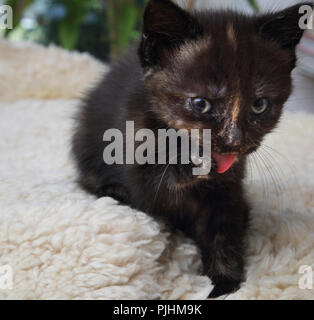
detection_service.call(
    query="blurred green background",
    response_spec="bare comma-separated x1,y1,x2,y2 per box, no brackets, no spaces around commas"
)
0,0,148,61
0,0,258,62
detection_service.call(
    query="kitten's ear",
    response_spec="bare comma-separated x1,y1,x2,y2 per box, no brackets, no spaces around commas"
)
139,0,202,69
257,3,313,51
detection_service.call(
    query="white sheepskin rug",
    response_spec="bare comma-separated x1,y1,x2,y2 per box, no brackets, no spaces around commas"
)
0,39,313,300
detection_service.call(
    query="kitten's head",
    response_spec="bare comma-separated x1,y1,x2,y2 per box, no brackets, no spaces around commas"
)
139,0,311,173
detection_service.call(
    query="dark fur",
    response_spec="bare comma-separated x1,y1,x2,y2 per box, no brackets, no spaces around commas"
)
72,0,311,297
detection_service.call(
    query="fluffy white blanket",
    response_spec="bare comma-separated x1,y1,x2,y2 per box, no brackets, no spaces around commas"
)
0,39,313,300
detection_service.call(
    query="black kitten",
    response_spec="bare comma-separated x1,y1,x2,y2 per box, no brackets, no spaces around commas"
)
72,0,312,297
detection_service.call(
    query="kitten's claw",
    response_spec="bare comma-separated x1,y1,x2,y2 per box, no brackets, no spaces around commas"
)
208,280,241,298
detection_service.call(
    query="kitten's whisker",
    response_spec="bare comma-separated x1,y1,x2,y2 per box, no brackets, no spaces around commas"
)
152,154,179,212
262,144,296,173
247,155,253,186
255,150,284,214
249,152,268,203
260,144,301,214
261,143,301,193
246,137,267,192
151,163,171,211
255,152,271,201
258,150,283,194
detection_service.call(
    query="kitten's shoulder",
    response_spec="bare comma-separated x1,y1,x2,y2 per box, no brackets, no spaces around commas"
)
87,44,143,101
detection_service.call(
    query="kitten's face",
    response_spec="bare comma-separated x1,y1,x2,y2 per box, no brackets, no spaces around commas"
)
139,0,309,173
145,25,293,156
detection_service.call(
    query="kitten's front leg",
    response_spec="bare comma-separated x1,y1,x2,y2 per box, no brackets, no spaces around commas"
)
195,191,249,298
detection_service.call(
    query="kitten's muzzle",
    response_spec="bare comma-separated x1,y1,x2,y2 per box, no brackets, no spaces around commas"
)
224,125,243,149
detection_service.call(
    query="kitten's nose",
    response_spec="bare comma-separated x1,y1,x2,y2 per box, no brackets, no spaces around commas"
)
225,125,243,148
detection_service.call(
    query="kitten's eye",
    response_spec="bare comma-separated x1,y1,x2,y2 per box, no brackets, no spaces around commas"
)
252,98,270,115
190,98,212,114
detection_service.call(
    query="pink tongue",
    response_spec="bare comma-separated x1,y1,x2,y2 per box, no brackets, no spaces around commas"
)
212,153,236,174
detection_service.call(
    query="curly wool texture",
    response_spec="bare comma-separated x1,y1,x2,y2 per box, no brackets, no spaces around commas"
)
0,39,313,300
0,39,106,102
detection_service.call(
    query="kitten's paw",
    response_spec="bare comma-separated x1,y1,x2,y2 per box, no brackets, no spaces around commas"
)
208,279,241,298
